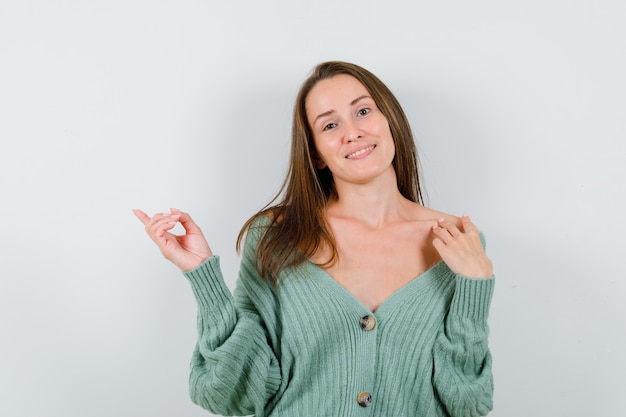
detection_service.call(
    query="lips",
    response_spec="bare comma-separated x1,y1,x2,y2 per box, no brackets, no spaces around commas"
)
345,145,376,159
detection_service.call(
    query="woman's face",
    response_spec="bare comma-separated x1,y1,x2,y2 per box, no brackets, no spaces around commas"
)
305,74,396,187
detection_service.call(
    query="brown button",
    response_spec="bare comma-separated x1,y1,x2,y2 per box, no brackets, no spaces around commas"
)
357,391,372,407
359,315,376,331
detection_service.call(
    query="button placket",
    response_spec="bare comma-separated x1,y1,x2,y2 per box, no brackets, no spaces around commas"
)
356,314,377,409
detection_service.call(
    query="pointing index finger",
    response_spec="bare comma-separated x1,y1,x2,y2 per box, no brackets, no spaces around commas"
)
133,209,151,226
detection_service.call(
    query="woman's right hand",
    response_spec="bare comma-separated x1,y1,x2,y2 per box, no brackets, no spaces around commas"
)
133,208,213,272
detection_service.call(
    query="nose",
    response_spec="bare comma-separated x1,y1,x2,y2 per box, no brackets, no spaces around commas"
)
344,119,363,142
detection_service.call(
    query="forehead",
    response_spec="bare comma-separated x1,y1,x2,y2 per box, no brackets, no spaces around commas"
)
305,74,370,118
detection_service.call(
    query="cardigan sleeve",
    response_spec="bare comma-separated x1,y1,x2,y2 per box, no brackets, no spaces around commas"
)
432,232,495,417
183,225,282,416
432,275,495,417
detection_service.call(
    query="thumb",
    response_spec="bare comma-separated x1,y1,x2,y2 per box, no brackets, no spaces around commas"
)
172,209,203,235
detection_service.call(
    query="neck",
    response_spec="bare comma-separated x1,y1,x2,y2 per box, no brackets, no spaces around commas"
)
329,169,411,228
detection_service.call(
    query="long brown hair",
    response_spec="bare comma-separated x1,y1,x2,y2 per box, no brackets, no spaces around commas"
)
237,61,424,284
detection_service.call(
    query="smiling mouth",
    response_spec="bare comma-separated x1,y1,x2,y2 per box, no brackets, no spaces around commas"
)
346,145,376,159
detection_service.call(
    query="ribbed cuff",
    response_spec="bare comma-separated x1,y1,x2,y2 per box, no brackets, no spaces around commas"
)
183,256,233,311
450,275,495,320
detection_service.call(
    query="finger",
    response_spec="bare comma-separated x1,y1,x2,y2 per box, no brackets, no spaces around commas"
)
133,209,151,226
143,213,175,240
431,223,452,244
174,210,203,235
154,219,179,238
144,212,166,230
149,214,181,236
461,214,479,234
437,217,461,237
432,237,446,255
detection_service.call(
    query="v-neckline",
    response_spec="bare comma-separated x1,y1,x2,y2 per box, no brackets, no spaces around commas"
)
307,259,449,316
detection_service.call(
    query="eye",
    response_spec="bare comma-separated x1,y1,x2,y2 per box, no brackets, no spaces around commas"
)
357,108,370,116
323,122,337,131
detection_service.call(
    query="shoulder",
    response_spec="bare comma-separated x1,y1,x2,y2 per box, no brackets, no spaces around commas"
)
242,207,284,234
408,204,463,228
238,212,273,255
424,206,488,247
240,207,289,252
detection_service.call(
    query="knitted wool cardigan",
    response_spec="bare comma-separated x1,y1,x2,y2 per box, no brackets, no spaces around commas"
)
183,221,495,417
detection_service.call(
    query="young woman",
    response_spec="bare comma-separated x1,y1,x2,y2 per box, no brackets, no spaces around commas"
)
134,61,495,417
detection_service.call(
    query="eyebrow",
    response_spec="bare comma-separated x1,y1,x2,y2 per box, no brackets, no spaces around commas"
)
312,95,372,125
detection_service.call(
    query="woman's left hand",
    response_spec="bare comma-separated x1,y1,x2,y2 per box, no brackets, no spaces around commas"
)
431,215,493,279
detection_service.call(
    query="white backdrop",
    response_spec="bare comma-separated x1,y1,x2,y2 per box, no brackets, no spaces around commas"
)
1,1,625,416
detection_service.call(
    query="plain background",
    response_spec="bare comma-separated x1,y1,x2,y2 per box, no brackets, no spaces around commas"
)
1,1,624,416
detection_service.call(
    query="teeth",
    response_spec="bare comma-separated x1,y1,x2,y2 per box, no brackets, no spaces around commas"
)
346,145,375,159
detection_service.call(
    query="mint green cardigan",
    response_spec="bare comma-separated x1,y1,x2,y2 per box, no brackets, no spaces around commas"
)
183,222,495,416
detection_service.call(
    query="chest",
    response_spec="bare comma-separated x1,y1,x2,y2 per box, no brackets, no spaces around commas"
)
276,259,454,361
315,224,440,312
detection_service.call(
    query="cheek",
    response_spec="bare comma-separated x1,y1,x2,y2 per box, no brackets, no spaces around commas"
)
381,122,396,156
383,122,394,145
370,113,392,135
313,134,339,157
